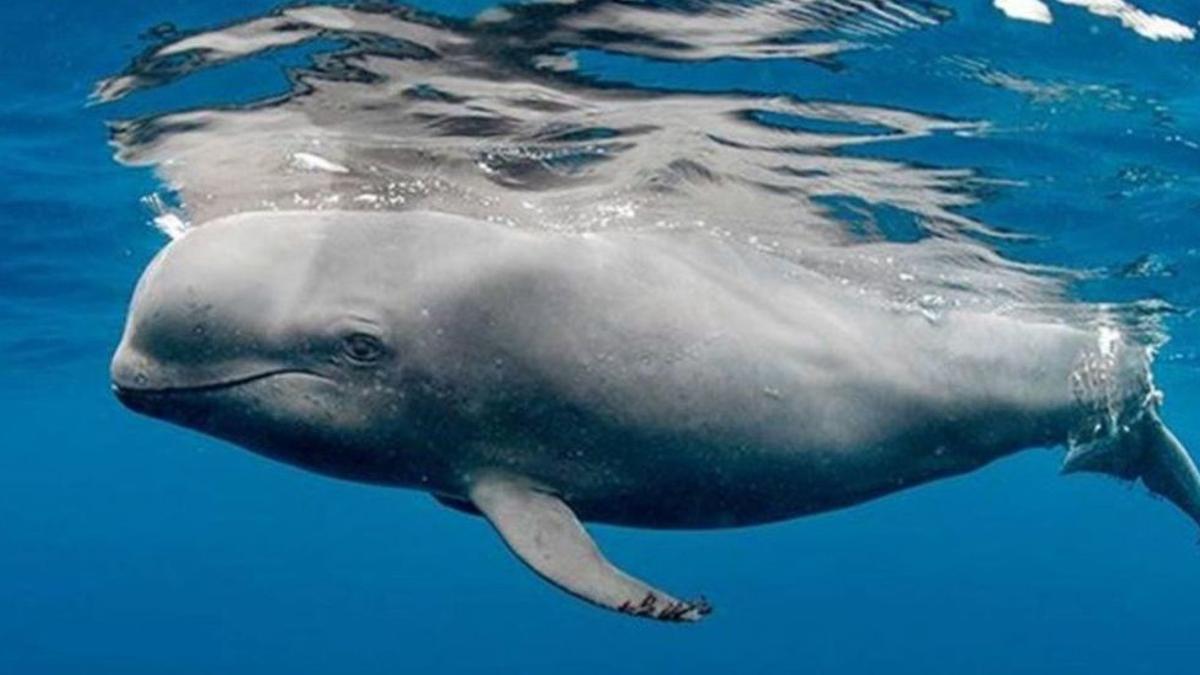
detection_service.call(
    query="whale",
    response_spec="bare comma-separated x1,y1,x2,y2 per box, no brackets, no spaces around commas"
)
112,209,1200,622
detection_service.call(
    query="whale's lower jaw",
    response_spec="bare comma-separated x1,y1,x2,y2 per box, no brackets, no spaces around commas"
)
113,375,437,491
113,382,228,431
112,368,314,401
111,369,304,434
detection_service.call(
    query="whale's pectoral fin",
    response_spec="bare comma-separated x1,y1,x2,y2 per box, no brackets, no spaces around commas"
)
433,493,483,517
467,474,711,622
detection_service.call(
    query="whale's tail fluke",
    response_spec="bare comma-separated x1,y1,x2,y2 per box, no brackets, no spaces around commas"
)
1063,409,1200,529
1137,413,1200,528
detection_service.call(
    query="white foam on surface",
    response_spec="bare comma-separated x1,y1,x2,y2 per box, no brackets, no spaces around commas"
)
994,0,1195,41
1098,325,1121,358
994,0,1053,24
1059,0,1194,41
291,152,350,174
153,212,188,240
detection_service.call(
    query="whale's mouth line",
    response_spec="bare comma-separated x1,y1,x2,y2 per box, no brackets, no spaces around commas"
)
112,368,319,398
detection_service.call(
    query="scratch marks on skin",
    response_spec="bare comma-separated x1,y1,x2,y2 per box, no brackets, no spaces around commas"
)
994,0,1196,41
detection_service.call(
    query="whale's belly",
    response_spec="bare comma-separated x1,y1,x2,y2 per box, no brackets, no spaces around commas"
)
576,318,1110,526
483,315,1084,527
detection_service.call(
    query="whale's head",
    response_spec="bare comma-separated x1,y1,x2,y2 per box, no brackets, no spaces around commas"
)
111,213,426,480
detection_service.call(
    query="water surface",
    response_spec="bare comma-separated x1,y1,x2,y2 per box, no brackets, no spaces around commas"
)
3,1,1200,672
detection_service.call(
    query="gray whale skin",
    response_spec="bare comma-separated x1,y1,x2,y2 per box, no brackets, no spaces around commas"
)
112,210,1200,622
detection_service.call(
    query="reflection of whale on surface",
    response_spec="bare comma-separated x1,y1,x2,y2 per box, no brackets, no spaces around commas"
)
111,210,1200,622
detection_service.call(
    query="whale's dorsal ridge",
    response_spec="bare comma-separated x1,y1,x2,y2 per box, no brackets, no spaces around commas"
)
468,473,711,622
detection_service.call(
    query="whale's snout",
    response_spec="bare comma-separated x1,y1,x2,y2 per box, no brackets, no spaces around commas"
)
109,276,269,402
110,339,154,392
111,377,164,416
110,220,320,406
111,342,159,415
109,341,194,414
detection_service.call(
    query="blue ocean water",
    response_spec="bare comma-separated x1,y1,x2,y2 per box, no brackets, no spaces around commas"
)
3,0,1200,672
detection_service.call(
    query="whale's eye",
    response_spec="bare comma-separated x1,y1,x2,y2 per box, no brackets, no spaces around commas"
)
342,332,385,364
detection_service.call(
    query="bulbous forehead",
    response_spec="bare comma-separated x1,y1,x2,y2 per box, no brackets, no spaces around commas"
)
168,210,407,289
147,209,525,335
143,214,325,324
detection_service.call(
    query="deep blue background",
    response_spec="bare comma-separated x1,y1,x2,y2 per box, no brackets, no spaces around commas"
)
3,1,1199,672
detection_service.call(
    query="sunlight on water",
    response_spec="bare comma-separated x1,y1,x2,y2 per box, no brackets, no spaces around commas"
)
996,0,1195,41
91,0,1198,352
